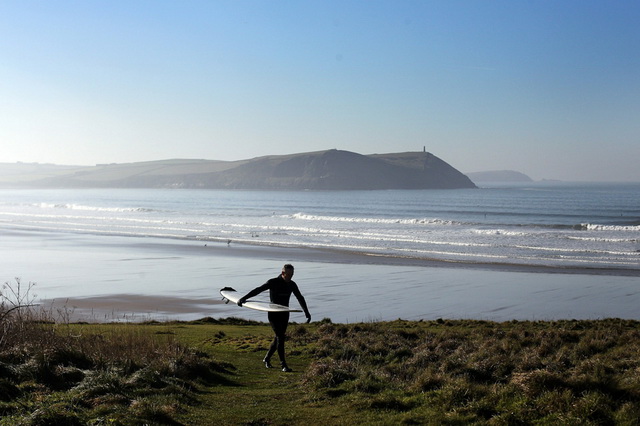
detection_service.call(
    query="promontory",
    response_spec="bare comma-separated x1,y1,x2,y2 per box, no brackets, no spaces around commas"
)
2,150,477,190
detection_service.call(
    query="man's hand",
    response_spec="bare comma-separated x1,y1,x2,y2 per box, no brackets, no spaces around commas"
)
237,298,245,307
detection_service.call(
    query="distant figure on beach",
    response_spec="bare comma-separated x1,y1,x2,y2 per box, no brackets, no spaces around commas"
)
237,264,311,372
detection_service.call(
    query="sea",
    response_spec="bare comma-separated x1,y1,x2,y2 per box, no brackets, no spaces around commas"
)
1,182,639,323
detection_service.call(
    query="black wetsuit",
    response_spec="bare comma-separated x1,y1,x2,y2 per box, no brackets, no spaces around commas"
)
241,275,310,366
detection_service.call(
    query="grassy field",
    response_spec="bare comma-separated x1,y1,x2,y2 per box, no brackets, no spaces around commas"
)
2,281,640,424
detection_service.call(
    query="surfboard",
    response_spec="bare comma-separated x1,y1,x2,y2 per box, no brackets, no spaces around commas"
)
220,287,302,313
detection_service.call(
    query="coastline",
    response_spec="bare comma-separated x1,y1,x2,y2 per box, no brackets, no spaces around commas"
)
127,236,640,277
4,229,640,323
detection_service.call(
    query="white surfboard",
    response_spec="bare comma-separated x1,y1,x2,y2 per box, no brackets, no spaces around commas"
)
220,287,302,313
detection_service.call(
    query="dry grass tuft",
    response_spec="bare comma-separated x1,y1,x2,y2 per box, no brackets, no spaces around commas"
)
0,279,228,425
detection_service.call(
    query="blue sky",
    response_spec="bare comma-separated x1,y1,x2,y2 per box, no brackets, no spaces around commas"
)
1,1,639,181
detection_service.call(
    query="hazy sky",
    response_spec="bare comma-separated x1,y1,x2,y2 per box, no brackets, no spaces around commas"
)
1,1,639,181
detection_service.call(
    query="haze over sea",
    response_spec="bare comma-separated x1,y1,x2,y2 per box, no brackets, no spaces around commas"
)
1,182,639,323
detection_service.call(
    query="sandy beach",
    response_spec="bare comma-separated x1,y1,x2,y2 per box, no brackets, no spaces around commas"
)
3,229,640,323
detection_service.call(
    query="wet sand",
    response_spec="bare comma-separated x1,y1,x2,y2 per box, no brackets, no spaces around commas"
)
3,230,640,323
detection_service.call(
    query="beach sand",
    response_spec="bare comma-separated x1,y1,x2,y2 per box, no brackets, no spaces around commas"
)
3,230,640,323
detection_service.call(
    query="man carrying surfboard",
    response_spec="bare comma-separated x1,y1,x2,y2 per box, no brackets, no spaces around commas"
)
237,264,311,372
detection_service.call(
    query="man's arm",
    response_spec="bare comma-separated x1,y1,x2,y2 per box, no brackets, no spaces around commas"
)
237,282,270,306
292,285,311,323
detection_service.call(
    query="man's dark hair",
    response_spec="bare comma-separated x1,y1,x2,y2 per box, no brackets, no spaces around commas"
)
283,264,294,272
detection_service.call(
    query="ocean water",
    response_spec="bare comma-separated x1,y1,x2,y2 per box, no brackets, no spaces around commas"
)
1,182,638,271
1,183,639,322
4,230,640,323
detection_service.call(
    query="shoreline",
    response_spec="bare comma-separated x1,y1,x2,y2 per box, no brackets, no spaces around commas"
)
6,228,640,277
129,236,640,278
5,230,640,323
41,294,225,323
5,227,640,278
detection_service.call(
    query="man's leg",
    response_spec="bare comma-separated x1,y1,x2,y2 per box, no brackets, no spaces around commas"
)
267,312,291,371
263,337,277,368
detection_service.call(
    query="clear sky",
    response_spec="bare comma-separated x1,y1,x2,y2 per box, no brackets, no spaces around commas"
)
1,1,639,181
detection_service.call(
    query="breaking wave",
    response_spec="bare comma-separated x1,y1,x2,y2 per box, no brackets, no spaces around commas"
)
1,183,639,271
582,223,640,232
36,202,154,213
290,213,461,226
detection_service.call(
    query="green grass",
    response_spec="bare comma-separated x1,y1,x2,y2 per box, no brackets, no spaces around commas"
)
3,281,640,424
3,318,640,425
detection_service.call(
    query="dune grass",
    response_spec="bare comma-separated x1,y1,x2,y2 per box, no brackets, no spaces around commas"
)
2,280,640,424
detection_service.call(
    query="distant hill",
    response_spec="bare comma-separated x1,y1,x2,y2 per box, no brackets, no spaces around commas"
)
465,170,533,183
0,162,87,183
1,150,477,190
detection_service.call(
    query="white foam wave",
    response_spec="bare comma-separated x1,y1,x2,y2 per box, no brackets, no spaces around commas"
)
512,244,637,256
2,190,638,271
582,223,640,231
37,202,151,213
473,229,529,237
290,213,460,226
565,235,639,243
